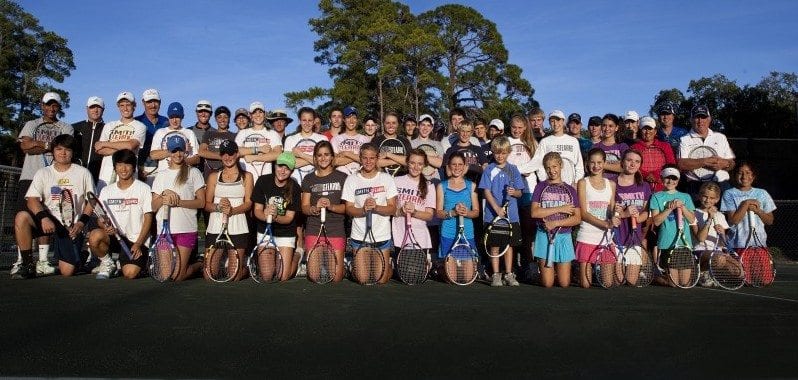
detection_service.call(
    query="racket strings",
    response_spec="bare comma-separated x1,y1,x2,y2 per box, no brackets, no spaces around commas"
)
593,247,618,288
207,243,239,282
709,253,744,290
253,245,281,283
667,249,699,288
307,243,336,284
151,242,177,282
445,246,476,285
397,247,427,285
354,247,383,285
741,248,774,287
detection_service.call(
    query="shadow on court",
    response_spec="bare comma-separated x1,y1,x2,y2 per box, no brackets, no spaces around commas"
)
0,264,796,379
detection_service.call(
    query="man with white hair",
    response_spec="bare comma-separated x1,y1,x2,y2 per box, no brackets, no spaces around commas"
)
677,105,735,197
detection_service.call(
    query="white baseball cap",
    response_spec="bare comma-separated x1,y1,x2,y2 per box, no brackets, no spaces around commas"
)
116,91,135,103
640,116,656,129
418,114,435,125
42,92,62,104
249,101,266,113
489,119,505,130
661,167,680,179
196,100,212,113
86,96,104,108
142,88,160,102
624,110,640,122
548,110,565,120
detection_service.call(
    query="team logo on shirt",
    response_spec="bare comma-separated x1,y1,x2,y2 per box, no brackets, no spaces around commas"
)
267,196,288,216
310,182,342,194
355,186,385,196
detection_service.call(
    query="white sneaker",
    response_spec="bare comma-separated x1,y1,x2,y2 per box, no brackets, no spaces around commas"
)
10,261,21,277
504,272,520,286
491,273,504,287
95,258,116,280
296,262,307,278
699,272,715,287
36,260,57,276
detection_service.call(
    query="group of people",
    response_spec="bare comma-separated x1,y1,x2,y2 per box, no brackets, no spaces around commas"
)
11,89,776,288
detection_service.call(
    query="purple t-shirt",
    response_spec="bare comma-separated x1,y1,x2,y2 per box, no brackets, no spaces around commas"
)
614,181,651,246
531,181,580,235
594,141,629,181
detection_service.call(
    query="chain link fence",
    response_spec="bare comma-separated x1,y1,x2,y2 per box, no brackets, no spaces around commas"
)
0,165,794,268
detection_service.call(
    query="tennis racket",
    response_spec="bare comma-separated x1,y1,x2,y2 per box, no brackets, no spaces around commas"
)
34,121,60,167
352,210,385,285
149,206,179,282
561,156,577,185
204,213,239,283
59,188,75,230
248,214,282,283
294,138,318,183
640,145,667,189
85,191,132,260
740,210,775,287
591,229,618,288
444,215,479,286
417,143,438,178
667,208,699,288
396,211,429,285
622,215,654,287
307,207,336,284
709,226,744,291
541,183,572,268
379,138,404,176
688,145,718,181
483,202,512,258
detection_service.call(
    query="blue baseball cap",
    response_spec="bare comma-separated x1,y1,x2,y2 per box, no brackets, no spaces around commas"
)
166,135,186,152
167,102,184,118
343,106,357,117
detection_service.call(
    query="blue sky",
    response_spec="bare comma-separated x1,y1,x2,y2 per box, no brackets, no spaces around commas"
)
20,0,798,130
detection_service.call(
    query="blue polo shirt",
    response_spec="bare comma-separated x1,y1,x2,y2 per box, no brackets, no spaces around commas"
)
657,125,689,154
135,113,168,165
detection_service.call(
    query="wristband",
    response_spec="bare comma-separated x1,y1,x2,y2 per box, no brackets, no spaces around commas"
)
35,211,50,222
78,214,91,224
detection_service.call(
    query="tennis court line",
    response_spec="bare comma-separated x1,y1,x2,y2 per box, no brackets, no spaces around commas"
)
697,287,798,303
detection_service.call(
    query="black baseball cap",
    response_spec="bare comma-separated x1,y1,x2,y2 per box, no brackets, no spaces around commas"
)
567,113,581,123
214,106,231,117
588,116,602,126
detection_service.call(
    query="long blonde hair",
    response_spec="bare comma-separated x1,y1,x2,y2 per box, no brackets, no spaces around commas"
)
511,114,538,156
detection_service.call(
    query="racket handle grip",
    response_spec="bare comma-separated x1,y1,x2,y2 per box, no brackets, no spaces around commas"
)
405,211,411,228
631,215,638,230
320,207,326,223
747,210,756,225
676,208,683,229
458,215,464,228
267,214,273,224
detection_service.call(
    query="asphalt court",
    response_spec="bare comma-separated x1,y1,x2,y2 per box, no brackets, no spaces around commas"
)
1,263,796,379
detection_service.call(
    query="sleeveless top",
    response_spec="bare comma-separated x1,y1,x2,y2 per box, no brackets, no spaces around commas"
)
576,178,613,245
206,170,248,235
440,179,474,239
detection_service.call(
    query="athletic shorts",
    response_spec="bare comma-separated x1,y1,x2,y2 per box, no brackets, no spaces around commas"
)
113,236,149,268
53,234,86,266
350,239,392,252
438,236,477,260
574,241,619,264
618,245,643,266
482,221,523,247
256,232,296,249
533,228,575,263
205,232,249,250
305,235,346,252
172,232,197,250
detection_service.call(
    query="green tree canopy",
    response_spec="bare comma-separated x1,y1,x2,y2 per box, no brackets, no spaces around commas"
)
0,0,75,136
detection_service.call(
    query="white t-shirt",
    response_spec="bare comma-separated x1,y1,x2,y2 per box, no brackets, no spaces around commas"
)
18,118,73,181
331,133,371,175
693,209,730,251
678,129,735,182
341,171,398,242
235,127,282,178
150,127,200,176
151,166,206,234
391,175,436,249
527,134,585,186
441,133,481,152
98,179,153,244
26,164,94,225
283,131,328,185
97,119,147,190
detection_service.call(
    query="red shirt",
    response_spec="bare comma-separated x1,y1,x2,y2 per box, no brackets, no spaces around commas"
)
630,139,676,192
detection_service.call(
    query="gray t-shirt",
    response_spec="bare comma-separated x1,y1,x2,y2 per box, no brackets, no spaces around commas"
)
300,170,348,237
19,117,73,181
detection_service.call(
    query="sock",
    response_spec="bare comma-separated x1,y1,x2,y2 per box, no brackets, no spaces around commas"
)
20,249,34,265
38,244,50,262
16,247,22,263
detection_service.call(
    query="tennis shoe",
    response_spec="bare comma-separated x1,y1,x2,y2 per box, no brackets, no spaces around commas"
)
296,262,307,278
10,260,21,277
95,258,116,280
504,272,520,286
491,273,503,287
36,260,57,276
699,272,715,287
11,263,35,279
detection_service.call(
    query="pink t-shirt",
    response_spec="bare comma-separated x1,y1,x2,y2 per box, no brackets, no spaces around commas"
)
391,175,436,249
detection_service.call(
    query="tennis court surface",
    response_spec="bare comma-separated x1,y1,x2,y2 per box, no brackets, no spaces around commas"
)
1,263,796,378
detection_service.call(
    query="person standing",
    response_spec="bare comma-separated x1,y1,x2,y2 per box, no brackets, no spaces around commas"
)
72,96,105,183
656,103,688,154
135,89,168,181
95,91,147,192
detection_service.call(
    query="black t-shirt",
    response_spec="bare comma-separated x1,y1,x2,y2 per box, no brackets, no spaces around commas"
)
251,174,301,237
201,129,236,172
443,143,485,183
301,170,348,237
72,120,105,183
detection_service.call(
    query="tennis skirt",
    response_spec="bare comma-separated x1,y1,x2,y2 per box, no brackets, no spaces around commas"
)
533,228,575,263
